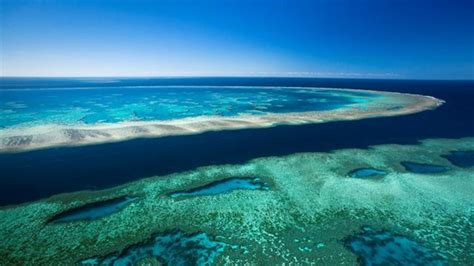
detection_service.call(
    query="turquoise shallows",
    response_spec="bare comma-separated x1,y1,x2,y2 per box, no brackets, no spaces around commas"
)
0,86,374,128
347,168,387,178
81,230,235,266
442,151,474,168
344,226,446,266
49,196,137,223
170,177,269,198
400,161,448,174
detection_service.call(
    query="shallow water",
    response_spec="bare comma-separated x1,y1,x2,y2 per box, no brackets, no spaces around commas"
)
347,168,387,178
0,86,373,128
344,226,446,265
1,135,473,264
81,230,234,266
0,78,473,265
170,177,269,198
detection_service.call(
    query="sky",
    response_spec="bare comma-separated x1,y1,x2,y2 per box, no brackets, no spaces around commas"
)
0,0,473,79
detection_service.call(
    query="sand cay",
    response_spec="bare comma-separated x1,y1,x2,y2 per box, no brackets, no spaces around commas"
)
0,88,443,153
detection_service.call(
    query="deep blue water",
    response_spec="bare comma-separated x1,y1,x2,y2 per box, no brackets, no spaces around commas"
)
0,78,473,205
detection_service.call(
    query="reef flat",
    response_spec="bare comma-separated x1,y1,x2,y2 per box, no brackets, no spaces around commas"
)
0,137,472,264
0,86,442,152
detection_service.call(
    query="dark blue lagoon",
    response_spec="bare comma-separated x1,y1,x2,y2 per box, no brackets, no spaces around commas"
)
170,177,269,198
442,151,474,168
49,196,137,223
401,161,448,174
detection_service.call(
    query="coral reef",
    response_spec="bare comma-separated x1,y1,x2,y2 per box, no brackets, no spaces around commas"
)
344,226,446,265
0,137,472,264
0,87,443,152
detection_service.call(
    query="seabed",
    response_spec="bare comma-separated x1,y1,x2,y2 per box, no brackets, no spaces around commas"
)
1,137,472,265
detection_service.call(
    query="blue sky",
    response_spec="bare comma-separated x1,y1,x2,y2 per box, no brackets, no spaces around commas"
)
1,0,473,79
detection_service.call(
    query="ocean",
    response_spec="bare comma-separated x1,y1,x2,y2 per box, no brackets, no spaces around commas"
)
0,78,472,205
0,77,473,265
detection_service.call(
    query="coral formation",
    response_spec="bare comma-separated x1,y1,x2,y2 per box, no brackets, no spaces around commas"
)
0,137,472,264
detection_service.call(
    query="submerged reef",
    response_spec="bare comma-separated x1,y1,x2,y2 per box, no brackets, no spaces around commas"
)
81,230,235,266
344,226,446,265
0,87,443,152
48,196,137,223
0,137,472,264
169,177,269,198
400,161,449,174
347,168,387,179
442,150,474,168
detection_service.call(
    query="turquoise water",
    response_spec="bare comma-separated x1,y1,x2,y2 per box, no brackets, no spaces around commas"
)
81,230,234,266
49,196,137,223
345,227,446,265
0,86,373,128
170,177,269,198
1,79,472,265
347,168,387,178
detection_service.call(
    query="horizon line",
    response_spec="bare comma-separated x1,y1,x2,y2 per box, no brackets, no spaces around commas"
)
1,75,473,81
